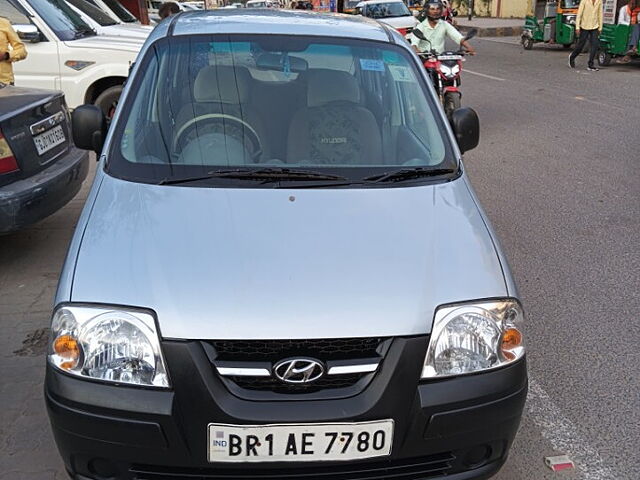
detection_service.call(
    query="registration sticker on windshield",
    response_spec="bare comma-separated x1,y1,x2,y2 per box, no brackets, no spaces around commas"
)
388,65,414,82
360,59,385,72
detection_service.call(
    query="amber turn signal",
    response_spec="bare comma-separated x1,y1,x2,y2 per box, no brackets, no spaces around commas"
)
53,335,81,369
501,328,522,352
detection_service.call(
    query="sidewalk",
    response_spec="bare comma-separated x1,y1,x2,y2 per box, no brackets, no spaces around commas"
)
455,17,524,37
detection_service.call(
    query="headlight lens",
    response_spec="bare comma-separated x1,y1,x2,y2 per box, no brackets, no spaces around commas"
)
48,306,170,388
439,64,460,77
422,299,524,378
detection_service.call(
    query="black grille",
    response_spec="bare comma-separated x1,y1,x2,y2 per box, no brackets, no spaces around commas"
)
210,338,385,362
130,453,454,479
207,338,388,396
229,373,365,393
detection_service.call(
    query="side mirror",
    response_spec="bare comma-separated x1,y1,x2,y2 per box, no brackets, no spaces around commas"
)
411,28,426,40
14,24,41,43
452,8,458,16
450,107,479,153
72,105,107,155
464,28,478,40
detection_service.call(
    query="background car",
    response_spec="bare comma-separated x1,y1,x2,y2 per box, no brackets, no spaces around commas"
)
85,0,141,24
0,85,89,234
8,0,144,116
354,0,418,34
65,0,152,38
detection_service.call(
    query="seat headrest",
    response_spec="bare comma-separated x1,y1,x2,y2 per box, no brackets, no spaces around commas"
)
307,70,361,108
194,66,251,103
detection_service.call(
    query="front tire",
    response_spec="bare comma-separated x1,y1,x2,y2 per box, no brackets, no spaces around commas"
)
522,37,533,50
598,50,612,66
94,85,123,120
444,91,461,119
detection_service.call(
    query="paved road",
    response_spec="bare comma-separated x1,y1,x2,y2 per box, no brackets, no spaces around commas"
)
463,37,639,480
0,38,638,480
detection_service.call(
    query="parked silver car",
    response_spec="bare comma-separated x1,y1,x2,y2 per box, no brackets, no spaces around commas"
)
46,10,527,480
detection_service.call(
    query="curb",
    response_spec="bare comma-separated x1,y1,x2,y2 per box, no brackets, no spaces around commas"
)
458,25,523,37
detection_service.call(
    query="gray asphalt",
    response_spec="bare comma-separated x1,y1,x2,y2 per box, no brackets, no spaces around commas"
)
0,37,638,480
462,37,640,480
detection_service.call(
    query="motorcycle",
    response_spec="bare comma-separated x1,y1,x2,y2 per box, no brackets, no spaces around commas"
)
410,27,477,119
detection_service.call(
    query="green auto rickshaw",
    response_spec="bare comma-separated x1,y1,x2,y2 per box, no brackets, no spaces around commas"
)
598,0,640,65
522,0,581,49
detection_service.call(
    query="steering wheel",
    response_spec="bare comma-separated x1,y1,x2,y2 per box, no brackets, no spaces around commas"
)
173,114,263,163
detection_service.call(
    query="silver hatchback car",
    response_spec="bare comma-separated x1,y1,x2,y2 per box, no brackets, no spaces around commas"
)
46,10,527,480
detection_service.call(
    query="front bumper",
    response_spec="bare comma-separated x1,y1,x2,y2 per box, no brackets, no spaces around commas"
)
45,337,527,480
0,146,89,233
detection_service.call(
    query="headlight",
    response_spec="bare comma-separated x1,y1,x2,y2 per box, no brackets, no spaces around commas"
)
48,306,170,388
422,299,524,378
439,64,460,77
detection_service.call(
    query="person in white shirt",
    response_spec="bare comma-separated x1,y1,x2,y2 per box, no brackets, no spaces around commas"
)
410,0,475,55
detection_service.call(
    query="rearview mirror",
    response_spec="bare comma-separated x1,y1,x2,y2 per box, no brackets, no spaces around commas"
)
450,107,479,154
411,28,426,40
256,53,309,73
14,24,41,43
72,105,107,155
464,28,478,41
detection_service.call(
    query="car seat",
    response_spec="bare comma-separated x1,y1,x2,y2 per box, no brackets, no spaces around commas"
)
174,65,270,163
286,69,382,166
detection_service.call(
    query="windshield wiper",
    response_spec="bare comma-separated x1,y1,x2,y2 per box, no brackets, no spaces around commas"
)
362,167,457,183
158,167,348,186
73,27,96,39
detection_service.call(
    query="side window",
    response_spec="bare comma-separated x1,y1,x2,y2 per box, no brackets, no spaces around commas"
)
0,0,31,24
398,80,430,137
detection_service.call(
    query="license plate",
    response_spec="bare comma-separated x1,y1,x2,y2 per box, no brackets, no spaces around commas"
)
33,124,65,155
208,420,393,463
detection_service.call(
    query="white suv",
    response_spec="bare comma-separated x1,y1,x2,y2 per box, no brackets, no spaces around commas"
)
5,0,144,114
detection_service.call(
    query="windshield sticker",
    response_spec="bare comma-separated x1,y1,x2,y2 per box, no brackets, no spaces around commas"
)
388,65,414,82
360,59,385,72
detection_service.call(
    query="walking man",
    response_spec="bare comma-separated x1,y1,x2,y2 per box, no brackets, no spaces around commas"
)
569,0,603,71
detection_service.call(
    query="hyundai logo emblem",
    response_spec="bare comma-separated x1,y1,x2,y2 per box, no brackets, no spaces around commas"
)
273,358,325,384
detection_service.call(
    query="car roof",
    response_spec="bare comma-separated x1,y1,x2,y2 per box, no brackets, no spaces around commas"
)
149,10,392,42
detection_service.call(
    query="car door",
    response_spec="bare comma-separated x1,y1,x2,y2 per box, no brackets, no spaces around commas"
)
4,0,61,90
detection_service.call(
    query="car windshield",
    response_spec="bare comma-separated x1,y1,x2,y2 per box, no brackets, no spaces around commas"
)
101,0,137,22
561,0,579,8
108,35,452,186
26,0,95,40
66,0,118,25
366,2,411,18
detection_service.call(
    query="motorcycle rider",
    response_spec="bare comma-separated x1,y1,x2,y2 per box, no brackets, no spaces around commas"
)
410,0,476,56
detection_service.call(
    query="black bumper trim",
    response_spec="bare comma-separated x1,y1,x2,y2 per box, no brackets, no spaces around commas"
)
45,339,526,480
0,146,89,233
46,390,168,449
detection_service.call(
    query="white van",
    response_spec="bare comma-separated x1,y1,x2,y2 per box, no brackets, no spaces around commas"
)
6,0,144,115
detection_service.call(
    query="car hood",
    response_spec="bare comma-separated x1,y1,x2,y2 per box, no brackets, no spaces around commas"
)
71,173,507,339
100,24,152,39
64,34,145,52
377,15,418,29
